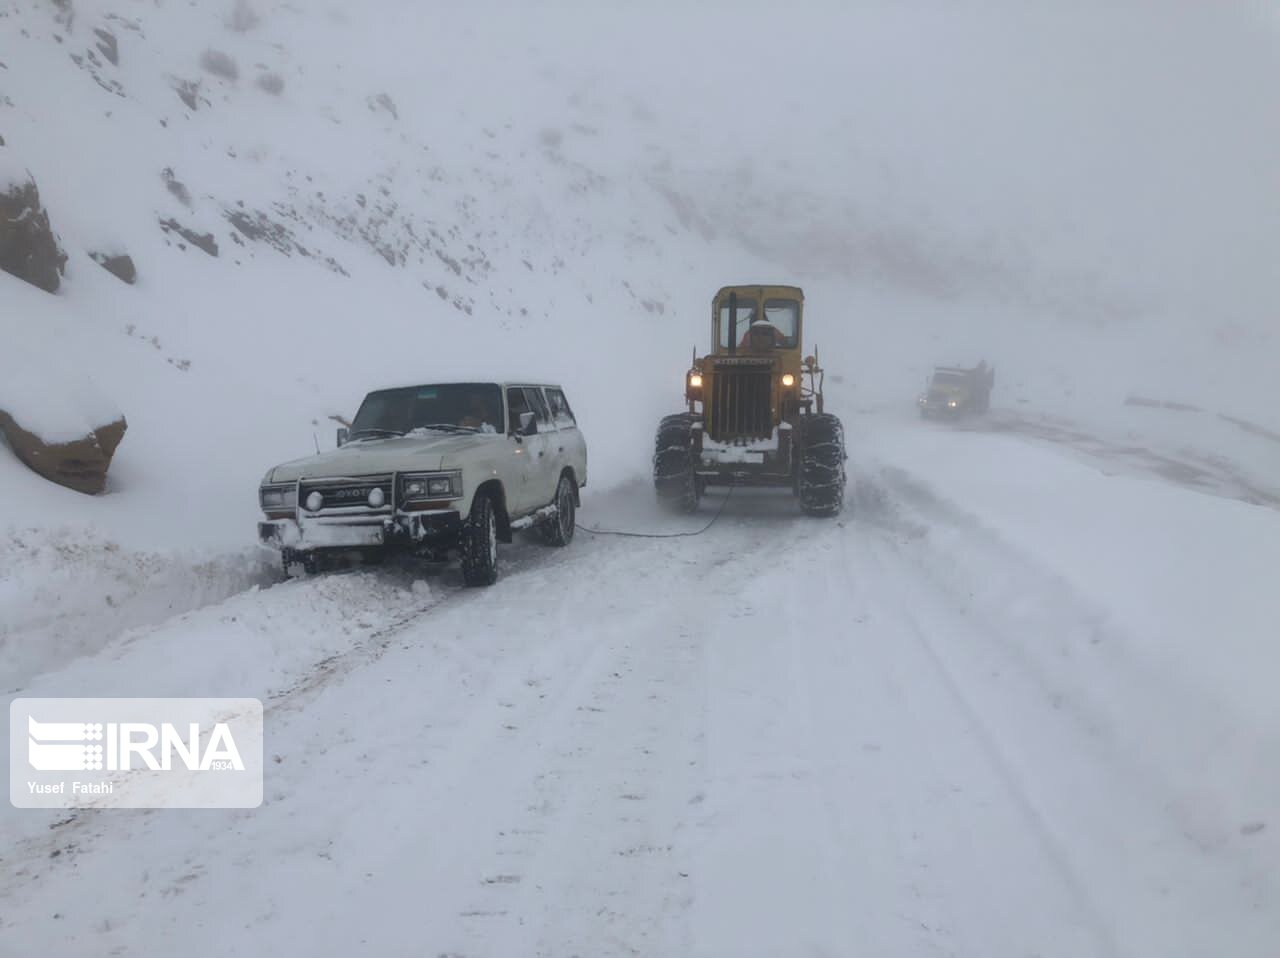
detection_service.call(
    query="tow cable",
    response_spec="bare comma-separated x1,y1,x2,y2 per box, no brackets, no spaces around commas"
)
579,483,736,539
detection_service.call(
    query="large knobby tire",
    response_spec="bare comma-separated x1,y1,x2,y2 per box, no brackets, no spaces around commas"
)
653,413,700,513
540,473,577,546
460,493,499,587
798,413,847,517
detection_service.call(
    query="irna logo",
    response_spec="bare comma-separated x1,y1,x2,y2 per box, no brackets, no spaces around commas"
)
27,716,246,772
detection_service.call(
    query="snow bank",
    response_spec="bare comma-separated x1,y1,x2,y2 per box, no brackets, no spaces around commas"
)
0,274,123,443
0,529,279,691
860,421,1280,842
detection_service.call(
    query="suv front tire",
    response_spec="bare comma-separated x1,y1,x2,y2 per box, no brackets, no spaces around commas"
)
461,493,499,586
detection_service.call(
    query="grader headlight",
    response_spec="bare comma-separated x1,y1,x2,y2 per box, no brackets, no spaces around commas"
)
688,372,703,389
781,373,795,387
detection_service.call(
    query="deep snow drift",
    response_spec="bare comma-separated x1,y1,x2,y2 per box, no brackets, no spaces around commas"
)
1,0,1278,954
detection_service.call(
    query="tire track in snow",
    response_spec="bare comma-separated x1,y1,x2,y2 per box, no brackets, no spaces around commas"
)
854,527,1123,958
851,463,1279,956
418,500,789,956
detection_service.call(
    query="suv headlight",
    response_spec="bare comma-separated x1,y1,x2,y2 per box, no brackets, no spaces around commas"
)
399,471,461,502
259,483,297,512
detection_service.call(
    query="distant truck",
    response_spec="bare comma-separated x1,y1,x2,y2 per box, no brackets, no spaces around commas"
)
917,362,994,418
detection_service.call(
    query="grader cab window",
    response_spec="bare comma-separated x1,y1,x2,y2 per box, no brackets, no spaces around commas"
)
717,298,799,351
717,299,758,350
761,299,799,347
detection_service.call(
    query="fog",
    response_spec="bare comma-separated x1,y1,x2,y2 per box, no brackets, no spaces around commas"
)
3,2,1280,954
380,0,1280,328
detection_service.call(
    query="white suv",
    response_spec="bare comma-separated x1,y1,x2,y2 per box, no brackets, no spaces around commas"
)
258,381,587,586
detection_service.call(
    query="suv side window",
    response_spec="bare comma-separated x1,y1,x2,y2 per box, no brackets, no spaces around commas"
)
527,387,553,429
506,387,531,433
545,388,576,428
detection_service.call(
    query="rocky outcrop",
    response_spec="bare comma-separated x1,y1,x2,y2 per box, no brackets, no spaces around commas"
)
0,177,68,293
159,217,218,256
0,411,127,495
94,27,119,66
90,251,137,284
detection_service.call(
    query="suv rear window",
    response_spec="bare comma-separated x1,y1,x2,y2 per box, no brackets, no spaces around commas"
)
545,388,576,427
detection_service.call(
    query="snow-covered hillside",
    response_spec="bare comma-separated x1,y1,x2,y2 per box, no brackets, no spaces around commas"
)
2,0,1279,954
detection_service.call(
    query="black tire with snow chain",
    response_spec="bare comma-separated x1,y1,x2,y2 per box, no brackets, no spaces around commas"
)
798,413,847,517
460,493,499,586
539,473,577,546
652,413,700,513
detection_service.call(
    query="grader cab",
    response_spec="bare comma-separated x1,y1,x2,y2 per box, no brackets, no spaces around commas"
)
652,284,846,516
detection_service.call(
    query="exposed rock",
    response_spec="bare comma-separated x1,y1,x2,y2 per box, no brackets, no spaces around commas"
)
159,218,218,256
368,93,398,120
224,204,346,275
170,76,202,111
0,410,127,495
200,48,239,82
226,206,303,254
0,177,68,293
52,0,74,30
255,71,284,95
538,127,564,151
228,0,260,33
90,251,137,284
94,27,118,66
69,50,125,97
162,167,192,206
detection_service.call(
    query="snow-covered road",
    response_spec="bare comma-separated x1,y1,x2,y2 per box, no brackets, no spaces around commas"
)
3,421,1277,957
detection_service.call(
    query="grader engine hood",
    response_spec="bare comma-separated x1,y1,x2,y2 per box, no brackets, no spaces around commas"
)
704,356,776,442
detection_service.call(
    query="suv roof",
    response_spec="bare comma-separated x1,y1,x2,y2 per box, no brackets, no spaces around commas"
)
368,380,565,392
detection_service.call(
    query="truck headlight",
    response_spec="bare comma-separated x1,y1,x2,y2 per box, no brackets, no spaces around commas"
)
399,472,460,502
259,484,297,511
948,400,958,408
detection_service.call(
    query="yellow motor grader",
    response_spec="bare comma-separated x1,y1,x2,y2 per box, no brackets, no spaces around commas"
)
653,284,846,516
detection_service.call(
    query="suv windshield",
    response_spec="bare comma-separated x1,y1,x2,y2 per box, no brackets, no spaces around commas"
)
349,383,504,438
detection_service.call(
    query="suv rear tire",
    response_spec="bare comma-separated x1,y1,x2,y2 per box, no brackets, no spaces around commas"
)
540,474,577,546
461,493,499,586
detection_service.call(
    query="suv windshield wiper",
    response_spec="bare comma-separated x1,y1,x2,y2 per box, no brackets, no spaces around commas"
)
348,427,405,440
409,423,479,434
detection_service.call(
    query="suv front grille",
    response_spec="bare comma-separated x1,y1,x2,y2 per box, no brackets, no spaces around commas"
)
708,363,773,441
299,475,394,514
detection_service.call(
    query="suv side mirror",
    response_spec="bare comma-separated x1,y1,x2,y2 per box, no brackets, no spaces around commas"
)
519,411,538,436
336,427,349,447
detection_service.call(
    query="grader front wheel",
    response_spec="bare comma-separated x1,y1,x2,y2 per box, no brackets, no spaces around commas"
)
798,413,847,517
653,413,701,513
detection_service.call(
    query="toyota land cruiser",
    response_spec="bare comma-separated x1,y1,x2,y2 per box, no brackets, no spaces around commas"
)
258,381,587,586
